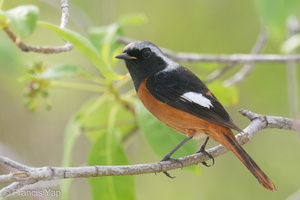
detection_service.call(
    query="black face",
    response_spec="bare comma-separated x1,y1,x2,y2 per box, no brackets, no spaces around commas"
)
116,41,168,90
123,46,166,77
124,47,152,60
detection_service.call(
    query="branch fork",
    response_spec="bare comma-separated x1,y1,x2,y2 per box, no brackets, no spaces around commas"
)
0,109,299,197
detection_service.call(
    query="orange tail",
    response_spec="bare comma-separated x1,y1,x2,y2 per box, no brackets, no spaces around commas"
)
212,128,276,191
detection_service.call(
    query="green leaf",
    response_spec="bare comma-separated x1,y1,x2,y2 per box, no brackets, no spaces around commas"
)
0,11,9,29
83,100,135,142
60,179,72,200
38,21,124,80
119,13,147,26
281,33,300,53
88,26,111,52
255,0,299,40
88,23,122,66
6,5,39,37
88,14,147,67
88,104,135,200
208,81,239,106
136,102,201,174
36,64,94,79
88,130,135,200
61,95,109,200
0,0,3,10
62,95,110,166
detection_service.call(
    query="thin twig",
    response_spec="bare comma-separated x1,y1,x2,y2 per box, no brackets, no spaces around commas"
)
0,157,31,172
118,36,300,63
224,27,268,86
0,109,299,197
60,0,69,29
286,17,300,120
205,63,236,84
3,0,73,54
0,180,38,197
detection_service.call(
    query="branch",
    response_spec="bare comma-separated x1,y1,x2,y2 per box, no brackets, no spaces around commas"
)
204,63,236,84
0,110,299,197
205,27,268,84
118,36,300,63
3,0,73,54
240,109,300,134
286,17,300,120
224,27,268,86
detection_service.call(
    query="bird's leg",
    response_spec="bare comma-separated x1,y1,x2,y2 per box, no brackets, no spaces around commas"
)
196,136,215,167
160,135,194,178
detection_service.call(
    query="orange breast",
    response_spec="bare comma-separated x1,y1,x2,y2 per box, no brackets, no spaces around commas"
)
137,78,231,139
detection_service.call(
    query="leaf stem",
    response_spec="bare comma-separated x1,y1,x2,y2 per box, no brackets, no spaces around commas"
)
113,74,131,90
49,80,107,92
0,0,3,10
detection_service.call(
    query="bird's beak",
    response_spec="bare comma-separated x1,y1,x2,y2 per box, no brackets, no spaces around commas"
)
115,53,137,60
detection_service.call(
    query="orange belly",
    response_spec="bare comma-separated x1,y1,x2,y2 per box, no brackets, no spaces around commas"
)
136,78,276,191
137,78,229,139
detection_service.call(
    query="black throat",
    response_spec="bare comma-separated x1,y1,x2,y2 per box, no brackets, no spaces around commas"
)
124,55,167,91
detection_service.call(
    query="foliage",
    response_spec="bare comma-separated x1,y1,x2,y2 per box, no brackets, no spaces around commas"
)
0,1,299,200
255,0,299,41
0,4,144,199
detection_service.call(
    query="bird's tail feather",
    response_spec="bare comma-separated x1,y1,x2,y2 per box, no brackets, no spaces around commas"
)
222,133,276,191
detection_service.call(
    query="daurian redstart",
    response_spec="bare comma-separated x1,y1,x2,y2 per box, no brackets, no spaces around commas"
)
116,41,276,191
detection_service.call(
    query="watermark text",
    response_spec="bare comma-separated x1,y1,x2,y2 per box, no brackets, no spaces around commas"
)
3,188,62,197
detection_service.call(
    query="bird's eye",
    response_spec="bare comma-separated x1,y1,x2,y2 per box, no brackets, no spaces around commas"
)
142,48,152,58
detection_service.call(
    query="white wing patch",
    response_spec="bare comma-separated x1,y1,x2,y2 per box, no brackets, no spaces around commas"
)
180,92,213,108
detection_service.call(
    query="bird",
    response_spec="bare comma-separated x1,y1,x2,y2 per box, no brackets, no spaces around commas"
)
115,40,276,191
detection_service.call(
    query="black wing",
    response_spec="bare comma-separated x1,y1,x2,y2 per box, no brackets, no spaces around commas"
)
146,67,242,132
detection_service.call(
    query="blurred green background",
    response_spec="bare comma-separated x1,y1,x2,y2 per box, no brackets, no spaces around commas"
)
0,0,300,200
